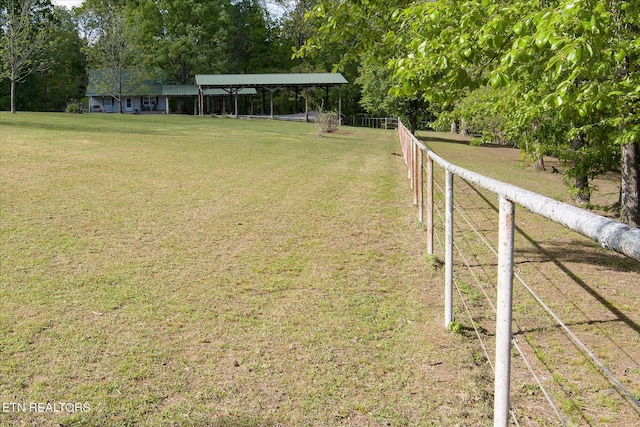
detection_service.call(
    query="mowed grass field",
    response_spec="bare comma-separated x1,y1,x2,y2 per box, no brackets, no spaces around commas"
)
2,113,639,426
1,113,495,426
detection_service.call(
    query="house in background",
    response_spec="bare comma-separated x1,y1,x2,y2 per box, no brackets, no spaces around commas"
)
86,69,347,118
86,69,167,113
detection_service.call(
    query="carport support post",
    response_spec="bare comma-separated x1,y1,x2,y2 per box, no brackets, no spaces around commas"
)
305,89,309,123
234,91,238,117
444,170,453,328
338,87,343,125
325,86,329,110
494,195,515,427
270,90,274,119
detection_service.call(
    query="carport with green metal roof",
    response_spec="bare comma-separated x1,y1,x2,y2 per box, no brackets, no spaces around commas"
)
194,73,348,122
162,85,256,115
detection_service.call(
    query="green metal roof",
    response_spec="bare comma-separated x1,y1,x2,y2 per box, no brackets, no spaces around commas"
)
195,73,348,88
162,85,198,96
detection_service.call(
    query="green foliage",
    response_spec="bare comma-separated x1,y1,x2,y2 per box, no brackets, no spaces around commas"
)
0,0,57,112
64,99,83,113
128,0,230,83
356,64,396,117
16,6,86,111
434,86,510,144
228,0,283,73
297,1,424,127
449,321,463,334
297,0,638,219
382,0,639,217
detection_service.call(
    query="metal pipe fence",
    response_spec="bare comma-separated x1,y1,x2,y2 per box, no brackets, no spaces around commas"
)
397,119,640,426
345,116,399,129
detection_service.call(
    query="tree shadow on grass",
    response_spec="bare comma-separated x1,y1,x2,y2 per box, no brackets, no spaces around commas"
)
465,182,640,336
417,132,516,149
515,240,640,274
418,134,471,145
3,116,164,137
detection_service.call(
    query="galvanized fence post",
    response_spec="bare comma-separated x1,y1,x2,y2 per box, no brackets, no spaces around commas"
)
411,139,421,206
417,147,424,222
494,195,515,427
426,156,434,254
406,132,412,181
445,169,454,328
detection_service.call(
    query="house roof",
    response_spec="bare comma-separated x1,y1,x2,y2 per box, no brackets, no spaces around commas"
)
194,73,348,88
162,85,198,96
86,69,167,97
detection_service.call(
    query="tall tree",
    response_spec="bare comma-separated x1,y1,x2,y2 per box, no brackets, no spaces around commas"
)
18,5,86,111
132,0,230,85
300,0,639,225
80,0,141,113
389,0,639,224
296,0,422,128
357,63,429,133
0,0,55,113
228,0,273,73
273,0,317,56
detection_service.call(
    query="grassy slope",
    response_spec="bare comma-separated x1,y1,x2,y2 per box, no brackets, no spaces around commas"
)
0,114,491,426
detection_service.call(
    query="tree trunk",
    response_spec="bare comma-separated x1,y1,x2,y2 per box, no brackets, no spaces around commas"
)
531,120,544,170
574,175,590,204
409,113,418,135
460,118,468,136
10,79,16,113
620,142,639,227
572,133,590,204
450,121,457,134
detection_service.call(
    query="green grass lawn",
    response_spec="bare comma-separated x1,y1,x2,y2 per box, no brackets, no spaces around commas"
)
0,113,494,426
4,113,637,426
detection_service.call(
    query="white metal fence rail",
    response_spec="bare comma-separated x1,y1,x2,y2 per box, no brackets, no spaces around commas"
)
397,119,640,426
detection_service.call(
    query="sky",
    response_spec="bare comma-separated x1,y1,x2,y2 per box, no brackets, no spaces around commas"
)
51,0,84,8
51,1,284,16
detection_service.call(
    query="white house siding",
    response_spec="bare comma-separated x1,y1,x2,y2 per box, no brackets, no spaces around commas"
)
89,96,166,113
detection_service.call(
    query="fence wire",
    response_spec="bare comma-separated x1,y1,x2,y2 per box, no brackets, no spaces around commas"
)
431,173,564,425
399,122,640,425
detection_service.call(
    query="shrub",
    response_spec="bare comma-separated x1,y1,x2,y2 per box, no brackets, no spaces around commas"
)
64,101,84,114
316,111,339,136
